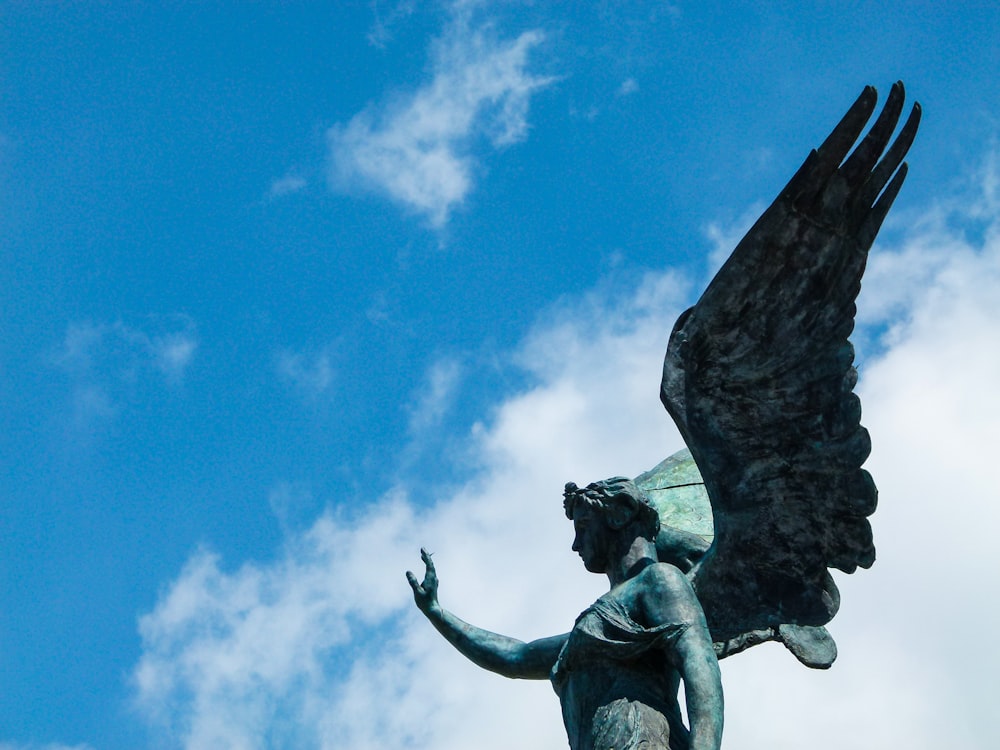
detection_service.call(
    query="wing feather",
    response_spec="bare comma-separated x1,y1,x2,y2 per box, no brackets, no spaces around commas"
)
660,83,920,645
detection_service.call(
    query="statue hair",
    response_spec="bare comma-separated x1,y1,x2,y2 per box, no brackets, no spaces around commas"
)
563,477,661,540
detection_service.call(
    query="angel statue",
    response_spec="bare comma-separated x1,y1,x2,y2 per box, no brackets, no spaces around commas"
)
407,82,920,750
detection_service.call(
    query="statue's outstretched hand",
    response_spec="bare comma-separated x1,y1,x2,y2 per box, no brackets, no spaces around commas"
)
406,547,440,617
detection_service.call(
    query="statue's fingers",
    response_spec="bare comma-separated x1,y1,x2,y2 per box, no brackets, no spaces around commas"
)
420,547,436,572
424,565,438,589
405,570,421,593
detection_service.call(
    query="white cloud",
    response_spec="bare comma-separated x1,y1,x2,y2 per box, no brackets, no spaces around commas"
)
328,8,555,227
151,331,197,383
53,318,198,426
860,151,1000,330
55,321,106,373
55,319,198,383
276,348,334,397
267,174,307,199
133,166,1000,748
617,77,639,96
407,357,463,434
268,482,318,533
366,0,416,50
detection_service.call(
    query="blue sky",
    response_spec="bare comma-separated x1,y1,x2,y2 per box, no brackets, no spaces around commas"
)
2,2,998,749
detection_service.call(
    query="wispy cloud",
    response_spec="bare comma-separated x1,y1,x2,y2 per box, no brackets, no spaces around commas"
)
328,7,555,227
276,347,335,397
407,357,463,435
267,174,307,200
268,481,318,532
53,317,198,426
617,77,639,96
151,330,198,384
366,0,417,50
55,319,198,383
132,167,1000,748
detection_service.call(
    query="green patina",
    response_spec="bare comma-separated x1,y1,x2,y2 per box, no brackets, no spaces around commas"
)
634,448,714,544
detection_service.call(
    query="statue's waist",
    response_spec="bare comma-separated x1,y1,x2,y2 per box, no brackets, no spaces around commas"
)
555,664,684,745
556,680,686,750
555,664,678,709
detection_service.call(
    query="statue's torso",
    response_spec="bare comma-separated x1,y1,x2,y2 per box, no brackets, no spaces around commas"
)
551,592,689,750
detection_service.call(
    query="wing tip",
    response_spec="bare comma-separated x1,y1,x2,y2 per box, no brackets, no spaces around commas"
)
779,624,838,669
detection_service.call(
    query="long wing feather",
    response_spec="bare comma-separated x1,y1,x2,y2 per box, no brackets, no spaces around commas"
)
660,83,920,644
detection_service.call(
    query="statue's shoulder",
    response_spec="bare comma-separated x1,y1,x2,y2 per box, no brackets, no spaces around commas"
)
639,561,702,610
628,562,693,603
638,561,688,585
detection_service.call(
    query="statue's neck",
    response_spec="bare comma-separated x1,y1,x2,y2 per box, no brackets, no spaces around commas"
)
607,536,657,587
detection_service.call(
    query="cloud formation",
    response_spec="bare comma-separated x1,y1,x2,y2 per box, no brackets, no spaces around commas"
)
328,9,554,227
56,319,197,383
132,268,688,749
267,174,307,199
365,0,416,50
53,318,198,426
132,166,1000,748
407,357,463,435
276,347,335,398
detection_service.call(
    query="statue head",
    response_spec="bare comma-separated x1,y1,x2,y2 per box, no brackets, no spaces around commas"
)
563,478,660,573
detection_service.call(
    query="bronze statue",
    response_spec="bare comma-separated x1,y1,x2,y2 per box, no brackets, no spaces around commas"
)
408,82,920,750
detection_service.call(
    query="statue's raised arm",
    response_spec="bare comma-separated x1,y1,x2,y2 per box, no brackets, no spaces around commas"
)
406,548,567,680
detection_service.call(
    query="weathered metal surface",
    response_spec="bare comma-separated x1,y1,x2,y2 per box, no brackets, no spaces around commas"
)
635,447,714,544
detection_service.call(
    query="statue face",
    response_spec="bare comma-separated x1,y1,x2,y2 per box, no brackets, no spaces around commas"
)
571,506,612,574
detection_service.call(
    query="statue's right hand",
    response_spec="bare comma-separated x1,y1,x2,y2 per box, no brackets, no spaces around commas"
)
405,547,440,616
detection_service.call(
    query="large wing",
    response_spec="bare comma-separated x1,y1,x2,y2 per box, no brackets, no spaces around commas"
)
659,83,920,651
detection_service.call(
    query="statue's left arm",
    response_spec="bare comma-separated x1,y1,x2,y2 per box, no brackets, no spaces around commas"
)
642,564,723,750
